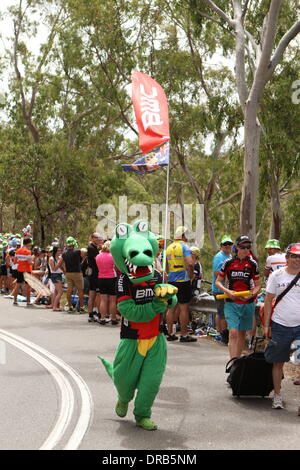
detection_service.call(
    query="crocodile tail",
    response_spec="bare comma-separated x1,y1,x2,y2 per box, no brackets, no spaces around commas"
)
98,356,114,379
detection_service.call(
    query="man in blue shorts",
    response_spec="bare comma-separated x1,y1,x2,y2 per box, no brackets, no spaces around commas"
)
215,236,260,358
166,226,196,343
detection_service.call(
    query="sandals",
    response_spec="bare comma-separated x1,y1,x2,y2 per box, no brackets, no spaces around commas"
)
293,378,300,385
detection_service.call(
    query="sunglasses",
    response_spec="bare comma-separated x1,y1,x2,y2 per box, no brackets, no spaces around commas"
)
222,242,233,246
238,245,251,250
289,253,300,259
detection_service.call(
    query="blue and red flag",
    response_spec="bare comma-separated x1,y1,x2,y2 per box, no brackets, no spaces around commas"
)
122,141,170,174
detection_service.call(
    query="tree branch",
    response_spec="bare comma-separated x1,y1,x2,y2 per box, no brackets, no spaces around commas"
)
232,0,248,112
248,0,283,104
215,191,242,207
267,18,300,80
202,0,235,27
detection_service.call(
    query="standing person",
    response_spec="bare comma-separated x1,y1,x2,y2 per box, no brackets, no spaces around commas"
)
155,237,165,274
264,239,286,280
0,239,9,293
87,233,103,323
215,236,260,358
212,236,234,345
190,246,203,294
264,243,300,412
95,240,118,325
7,238,21,297
165,226,196,343
62,237,85,313
49,246,64,311
13,237,33,306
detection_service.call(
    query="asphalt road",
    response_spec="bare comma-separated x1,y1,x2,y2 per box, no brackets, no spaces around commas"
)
0,295,300,451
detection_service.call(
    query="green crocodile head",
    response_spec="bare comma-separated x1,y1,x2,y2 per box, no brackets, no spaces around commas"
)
110,220,158,284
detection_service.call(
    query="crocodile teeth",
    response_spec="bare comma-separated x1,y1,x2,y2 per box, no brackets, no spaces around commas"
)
133,265,137,274
147,265,152,271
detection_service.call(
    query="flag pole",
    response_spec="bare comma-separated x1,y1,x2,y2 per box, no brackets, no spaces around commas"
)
162,162,170,283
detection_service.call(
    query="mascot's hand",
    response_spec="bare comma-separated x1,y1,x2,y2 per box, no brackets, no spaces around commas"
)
155,284,178,299
154,284,178,309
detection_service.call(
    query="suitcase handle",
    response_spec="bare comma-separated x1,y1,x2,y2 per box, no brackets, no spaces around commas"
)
225,357,239,373
253,336,265,352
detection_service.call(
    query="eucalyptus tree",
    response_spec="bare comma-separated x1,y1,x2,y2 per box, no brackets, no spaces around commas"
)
2,0,127,242
187,0,300,248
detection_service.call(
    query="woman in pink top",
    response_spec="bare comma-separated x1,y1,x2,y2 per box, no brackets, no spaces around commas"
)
95,241,118,325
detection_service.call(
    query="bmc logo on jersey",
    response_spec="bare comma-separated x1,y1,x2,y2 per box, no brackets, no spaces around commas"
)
136,288,154,299
231,271,251,278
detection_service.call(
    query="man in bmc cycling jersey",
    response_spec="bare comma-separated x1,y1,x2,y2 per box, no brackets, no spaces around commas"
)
215,236,260,358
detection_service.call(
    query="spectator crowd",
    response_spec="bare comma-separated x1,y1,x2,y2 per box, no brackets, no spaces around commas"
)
0,223,299,414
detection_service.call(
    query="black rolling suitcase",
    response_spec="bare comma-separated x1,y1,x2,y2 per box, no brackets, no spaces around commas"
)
225,338,273,398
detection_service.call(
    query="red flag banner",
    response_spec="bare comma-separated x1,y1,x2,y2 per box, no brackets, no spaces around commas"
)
132,71,170,154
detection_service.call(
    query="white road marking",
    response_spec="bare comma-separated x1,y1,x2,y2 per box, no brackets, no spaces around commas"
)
0,331,74,450
0,329,93,450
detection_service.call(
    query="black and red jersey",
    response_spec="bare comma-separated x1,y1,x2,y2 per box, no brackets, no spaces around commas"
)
117,270,163,339
219,256,260,304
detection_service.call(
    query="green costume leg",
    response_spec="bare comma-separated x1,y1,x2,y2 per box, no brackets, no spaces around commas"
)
133,334,167,421
113,339,144,404
112,334,167,421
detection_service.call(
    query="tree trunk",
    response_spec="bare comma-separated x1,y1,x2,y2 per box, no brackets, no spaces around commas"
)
268,162,282,239
240,100,261,252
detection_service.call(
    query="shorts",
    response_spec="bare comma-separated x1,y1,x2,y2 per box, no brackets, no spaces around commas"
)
265,322,300,364
0,265,7,276
88,275,98,291
169,281,192,304
65,272,84,291
11,269,18,279
16,271,30,284
224,302,255,331
51,273,63,284
97,277,117,296
213,295,225,319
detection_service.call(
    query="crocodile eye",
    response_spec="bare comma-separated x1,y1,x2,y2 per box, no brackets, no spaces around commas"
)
116,223,128,238
137,221,148,233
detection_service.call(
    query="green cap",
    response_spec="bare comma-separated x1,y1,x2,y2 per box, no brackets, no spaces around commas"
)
66,236,77,246
220,235,233,245
265,239,281,249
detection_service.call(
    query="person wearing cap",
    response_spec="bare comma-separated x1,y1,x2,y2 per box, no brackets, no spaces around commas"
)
215,235,260,358
264,239,286,280
62,237,86,313
165,226,196,343
13,237,34,306
212,236,234,345
264,243,300,412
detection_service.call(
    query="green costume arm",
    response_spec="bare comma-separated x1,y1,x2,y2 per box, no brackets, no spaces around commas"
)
118,298,167,323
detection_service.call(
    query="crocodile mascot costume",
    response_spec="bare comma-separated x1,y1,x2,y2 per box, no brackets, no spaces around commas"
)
99,220,178,431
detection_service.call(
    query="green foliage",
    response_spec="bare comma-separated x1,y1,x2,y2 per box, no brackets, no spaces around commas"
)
0,0,299,261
